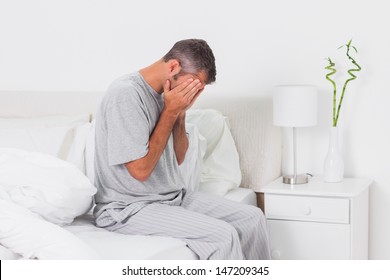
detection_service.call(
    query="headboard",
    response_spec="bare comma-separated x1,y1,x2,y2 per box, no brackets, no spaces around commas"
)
0,91,282,191
0,91,104,118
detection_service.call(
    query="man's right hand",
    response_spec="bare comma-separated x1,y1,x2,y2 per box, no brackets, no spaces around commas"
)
163,78,203,116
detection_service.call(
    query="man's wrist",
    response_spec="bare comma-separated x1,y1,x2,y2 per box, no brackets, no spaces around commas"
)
162,107,180,121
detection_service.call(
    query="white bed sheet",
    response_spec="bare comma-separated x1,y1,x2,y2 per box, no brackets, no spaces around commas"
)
224,187,257,206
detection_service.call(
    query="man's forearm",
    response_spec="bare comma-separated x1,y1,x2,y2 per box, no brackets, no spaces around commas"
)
125,108,179,181
172,112,188,165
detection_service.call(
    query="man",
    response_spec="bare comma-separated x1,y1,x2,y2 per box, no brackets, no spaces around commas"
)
94,39,270,260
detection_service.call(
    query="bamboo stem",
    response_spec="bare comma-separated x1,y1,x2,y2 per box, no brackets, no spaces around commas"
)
325,40,362,127
334,41,362,126
325,58,337,126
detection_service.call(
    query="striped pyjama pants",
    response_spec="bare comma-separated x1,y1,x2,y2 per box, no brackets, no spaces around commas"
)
98,191,270,260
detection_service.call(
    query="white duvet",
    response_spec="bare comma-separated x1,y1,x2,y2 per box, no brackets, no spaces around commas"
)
0,199,98,259
0,148,98,259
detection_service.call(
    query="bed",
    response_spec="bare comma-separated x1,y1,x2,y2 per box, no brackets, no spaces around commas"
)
0,90,282,260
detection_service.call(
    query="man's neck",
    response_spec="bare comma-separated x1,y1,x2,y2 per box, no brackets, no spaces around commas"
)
139,60,165,94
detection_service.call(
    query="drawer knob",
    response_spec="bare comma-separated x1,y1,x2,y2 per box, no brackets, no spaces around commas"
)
271,250,281,259
303,206,312,216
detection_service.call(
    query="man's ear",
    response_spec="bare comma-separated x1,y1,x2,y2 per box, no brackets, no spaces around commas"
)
167,59,181,76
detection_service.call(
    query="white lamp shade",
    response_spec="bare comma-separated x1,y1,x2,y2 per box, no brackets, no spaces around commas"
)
273,85,317,127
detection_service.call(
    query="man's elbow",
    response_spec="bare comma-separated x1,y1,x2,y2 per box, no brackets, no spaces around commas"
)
125,163,151,182
131,171,150,182
176,155,185,166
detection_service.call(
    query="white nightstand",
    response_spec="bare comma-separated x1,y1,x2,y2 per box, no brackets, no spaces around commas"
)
261,177,371,260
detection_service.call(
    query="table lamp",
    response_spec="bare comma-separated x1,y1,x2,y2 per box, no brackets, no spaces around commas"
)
273,85,317,184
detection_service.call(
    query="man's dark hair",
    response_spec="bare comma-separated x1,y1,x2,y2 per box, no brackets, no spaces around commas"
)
162,39,216,84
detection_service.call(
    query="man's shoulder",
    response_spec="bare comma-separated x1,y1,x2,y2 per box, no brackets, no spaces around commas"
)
108,72,143,94
104,73,144,104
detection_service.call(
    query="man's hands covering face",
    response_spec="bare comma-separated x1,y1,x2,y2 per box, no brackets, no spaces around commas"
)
163,78,203,116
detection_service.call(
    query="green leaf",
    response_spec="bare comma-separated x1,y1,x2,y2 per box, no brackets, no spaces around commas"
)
352,46,358,53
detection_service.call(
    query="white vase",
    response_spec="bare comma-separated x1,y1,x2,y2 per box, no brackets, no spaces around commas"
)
323,126,344,183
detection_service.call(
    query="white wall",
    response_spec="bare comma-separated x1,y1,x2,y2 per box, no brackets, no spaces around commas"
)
1,0,389,259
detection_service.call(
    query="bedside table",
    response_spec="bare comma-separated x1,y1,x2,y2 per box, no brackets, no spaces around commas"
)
261,177,371,260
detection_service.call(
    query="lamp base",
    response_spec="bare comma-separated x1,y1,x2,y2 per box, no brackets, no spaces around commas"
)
282,174,310,185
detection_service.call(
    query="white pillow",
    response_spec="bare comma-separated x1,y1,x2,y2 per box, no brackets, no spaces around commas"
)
66,122,91,172
179,123,206,191
0,125,74,159
186,109,242,197
0,148,97,225
0,114,90,172
0,198,98,259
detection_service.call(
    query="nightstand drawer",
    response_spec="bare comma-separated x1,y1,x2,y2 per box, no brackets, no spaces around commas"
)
265,194,350,223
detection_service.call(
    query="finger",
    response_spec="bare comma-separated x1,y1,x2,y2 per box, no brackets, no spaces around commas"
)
186,84,203,104
174,78,194,93
182,79,202,96
163,79,171,93
185,81,203,98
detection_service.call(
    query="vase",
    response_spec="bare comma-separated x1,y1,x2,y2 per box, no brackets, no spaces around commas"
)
323,126,344,183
